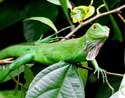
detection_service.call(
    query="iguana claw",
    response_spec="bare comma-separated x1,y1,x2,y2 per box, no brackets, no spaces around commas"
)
94,67,107,83
91,59,108,82
93,67,115,94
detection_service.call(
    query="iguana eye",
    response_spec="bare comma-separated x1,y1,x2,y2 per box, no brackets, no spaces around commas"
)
93,25,97,30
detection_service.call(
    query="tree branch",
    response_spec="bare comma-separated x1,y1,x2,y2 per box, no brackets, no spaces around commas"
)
117,13,125,23
78,65,124,77
64,5,125,39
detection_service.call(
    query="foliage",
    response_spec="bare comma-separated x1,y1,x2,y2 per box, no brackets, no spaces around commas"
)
0,0,124,98
26,62,86,98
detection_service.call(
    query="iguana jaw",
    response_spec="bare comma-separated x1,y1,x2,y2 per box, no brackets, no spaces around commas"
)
86,41,104,60
83,40,104,61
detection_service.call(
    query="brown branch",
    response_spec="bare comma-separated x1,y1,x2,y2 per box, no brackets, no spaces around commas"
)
0,58,14,64
64,5,125,39
117,13,125,23
78,65,124,77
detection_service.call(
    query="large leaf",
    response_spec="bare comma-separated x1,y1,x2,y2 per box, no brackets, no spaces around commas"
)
24,17,57,33
103,0,122,42
0,0,58,41
26,62,85,98
23,0,58,41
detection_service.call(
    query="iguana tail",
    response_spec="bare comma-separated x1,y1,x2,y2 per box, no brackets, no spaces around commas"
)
0,45,32,59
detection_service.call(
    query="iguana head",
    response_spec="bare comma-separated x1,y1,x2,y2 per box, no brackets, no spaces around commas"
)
87,23,110,41
84,23,110,60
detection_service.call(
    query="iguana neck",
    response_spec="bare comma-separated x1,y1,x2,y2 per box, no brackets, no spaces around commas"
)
79,34,105,60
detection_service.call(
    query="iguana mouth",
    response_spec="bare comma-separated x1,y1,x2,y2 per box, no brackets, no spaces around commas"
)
84,41,104,60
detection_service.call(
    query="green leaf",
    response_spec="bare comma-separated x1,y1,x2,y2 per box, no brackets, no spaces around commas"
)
109,75,125,98
26,62,85,98
109,15,123,42
60,0,71,16
46,0,72,9
103,0,123,42
1,64,33,83
24,17,57,33
95,76,122,98
23,20,50,42
23,0,58,42
0,2,25,30
0,90,21,98
70,5,95,23
24,65,34,89
60,0,74,27
0,0,58,41
77,62,88,86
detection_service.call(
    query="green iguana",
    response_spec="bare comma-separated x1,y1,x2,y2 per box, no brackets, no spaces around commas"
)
0,23,109,82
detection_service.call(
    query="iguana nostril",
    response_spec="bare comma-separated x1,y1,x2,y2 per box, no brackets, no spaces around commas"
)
105,31,109,37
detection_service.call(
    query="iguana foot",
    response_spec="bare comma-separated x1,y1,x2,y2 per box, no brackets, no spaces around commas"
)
94,67,114,93
94,67,107,83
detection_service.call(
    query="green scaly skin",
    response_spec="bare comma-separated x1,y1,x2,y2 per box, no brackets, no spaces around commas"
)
0,23,110,82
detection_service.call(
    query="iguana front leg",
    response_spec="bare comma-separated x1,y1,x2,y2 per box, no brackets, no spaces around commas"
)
0,53,33,83
91,59,107,82
91,59,115,93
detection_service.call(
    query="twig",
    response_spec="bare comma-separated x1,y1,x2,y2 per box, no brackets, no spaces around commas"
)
9,74,24,87
117,13,125,23
64,5,125,39
78,65,124,77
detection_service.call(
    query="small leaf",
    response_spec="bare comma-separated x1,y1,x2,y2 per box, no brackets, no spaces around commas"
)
70,5,95,23
47,0,72,9
24,65,34,89
24,17,57,33
1,64,33,83
26,62,85,98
